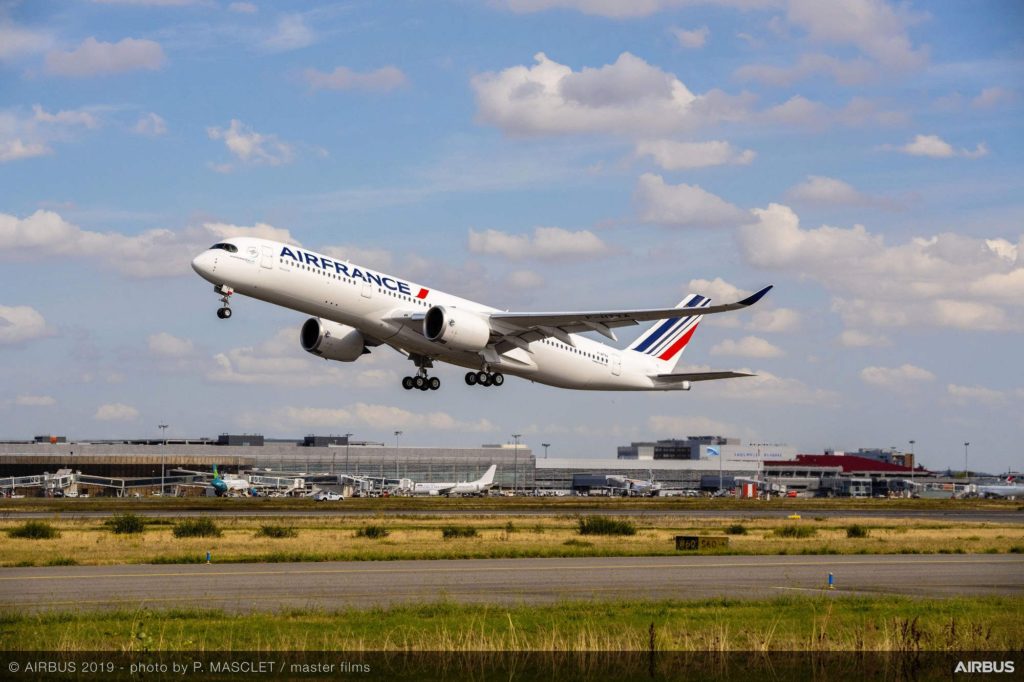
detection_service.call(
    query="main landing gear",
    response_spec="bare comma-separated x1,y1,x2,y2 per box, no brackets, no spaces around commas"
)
214,285,233,319
465,371,504,387
402,357,440,391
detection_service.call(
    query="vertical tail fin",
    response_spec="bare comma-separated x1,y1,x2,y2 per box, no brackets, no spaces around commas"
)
627,294,710,366
480,465,497,486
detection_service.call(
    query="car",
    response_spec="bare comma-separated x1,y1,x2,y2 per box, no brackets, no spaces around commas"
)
313,491,344,501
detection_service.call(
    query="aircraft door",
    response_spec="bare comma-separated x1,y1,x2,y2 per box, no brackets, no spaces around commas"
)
361,280,372,298
611,353,621,376
260,246,273,269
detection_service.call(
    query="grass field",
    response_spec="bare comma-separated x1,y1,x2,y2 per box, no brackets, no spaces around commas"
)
2,514,1022,566
1,596,1020,651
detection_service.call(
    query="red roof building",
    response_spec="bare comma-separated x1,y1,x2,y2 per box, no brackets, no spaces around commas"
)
764,454,916,476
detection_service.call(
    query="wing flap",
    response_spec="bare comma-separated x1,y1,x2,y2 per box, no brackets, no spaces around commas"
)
654,371,756,382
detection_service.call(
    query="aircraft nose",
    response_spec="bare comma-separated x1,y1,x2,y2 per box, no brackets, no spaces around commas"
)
191,251,212,277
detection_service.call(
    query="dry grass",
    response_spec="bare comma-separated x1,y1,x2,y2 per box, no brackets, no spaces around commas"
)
1,597,1021,651
1,515,1022,566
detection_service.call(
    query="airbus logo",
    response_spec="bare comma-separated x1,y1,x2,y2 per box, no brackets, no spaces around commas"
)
954,661,1015,674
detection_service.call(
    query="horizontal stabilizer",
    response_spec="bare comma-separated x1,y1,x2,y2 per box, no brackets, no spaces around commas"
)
654,371,755,382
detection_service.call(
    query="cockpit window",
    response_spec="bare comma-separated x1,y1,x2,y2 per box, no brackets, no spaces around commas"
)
210,243,238,253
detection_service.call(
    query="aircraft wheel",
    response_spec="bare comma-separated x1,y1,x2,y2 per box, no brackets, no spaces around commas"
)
217,307,232,319
429,377,441,390
465,372,477,386
413,375,426,389
402,376,414,390
491,373,504,386
478,372,492,387
418,381,430,391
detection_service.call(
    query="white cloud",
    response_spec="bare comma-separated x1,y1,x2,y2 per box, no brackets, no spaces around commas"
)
671,26,709,49
710,335,784,358
946,384,1008,406
687,277,750,302
0,305,52,345
838,330,889,347
207,119,295,170
45,37,165,77
94,403,139,421
499,0,777,18
265,404,496,433
0,210,298,278
736,53,874,86
635,139,755,170
304,65,407,92
322,245,394,271
14,395,56,407
737,203,1024,331
647,414,741,437
0,139,50,162
786,175,870,206
969,269,1024,300
890,134,988,159
472,52,700,137
468,226,610,260
634,173,748,227
0,21,54,62
972,87,1015,110
263,14,315,52
785,0,928,71
132,112,167,136
749,308,801,333
506,270,545,289
1,104,104,163
700,367,839,405
859,363,934,389
148,332,194,358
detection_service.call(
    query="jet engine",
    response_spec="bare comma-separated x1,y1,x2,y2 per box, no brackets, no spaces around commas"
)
423,306,491,351
300,318,367,362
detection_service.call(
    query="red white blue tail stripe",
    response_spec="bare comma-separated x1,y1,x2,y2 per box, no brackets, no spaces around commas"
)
627,294,711,361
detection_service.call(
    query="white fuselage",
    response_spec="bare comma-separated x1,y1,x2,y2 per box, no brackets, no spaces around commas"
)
191,237,674,390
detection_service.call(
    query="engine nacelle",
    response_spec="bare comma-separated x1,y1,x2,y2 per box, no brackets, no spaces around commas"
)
423,305,491,351
300,318,367,362
680,381,691,391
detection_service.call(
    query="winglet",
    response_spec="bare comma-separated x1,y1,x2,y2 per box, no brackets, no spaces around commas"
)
738,285,773,307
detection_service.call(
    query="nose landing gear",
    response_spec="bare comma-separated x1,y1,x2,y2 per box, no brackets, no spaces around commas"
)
214,285,234,320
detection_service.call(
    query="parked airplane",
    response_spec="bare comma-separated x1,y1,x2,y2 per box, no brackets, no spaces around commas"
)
210,465,250,497
191,238,772,391
605,471,662,496
412,465,497,496
977,476,1023,498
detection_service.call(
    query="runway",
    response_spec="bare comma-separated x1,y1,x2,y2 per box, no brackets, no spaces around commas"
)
2,554,1021,613
8,508,1024,523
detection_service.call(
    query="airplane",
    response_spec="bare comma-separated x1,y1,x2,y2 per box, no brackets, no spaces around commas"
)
976,476,1023,498
210,465,251,497
412,465,497,496
605,471,662,496
191,237,772,392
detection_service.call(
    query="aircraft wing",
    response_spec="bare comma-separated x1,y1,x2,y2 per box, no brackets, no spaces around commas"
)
488,285,772,347
653,371,755,382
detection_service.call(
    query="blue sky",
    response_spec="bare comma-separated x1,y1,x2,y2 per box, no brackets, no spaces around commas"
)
1,0,1021,473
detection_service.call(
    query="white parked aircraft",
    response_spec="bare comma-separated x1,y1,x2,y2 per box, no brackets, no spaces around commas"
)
605,471,662,496
191,238,772,391
977,476,1023,498
412,465,497,496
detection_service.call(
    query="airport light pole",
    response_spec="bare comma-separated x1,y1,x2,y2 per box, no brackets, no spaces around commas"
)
512,434,521,494
964,441,970,480
908,440,915,483
394,431,402,448
542,443,550,459
345,433,353,478
158,423,168,495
